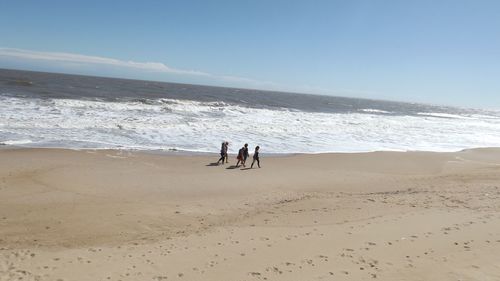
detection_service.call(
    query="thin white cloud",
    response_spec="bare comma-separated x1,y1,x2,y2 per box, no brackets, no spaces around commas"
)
0,47,210,76
0,47,324,95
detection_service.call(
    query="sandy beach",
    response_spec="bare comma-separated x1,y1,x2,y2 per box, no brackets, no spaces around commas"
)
1,147,499,281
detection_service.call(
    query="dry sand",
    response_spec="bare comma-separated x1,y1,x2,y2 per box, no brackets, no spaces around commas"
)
0,147,499,281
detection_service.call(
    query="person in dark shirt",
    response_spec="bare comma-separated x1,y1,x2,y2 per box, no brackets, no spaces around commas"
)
242,143,249,166
236,143,248,167
217,141,229,165
236,144,247,167
251,145,261,168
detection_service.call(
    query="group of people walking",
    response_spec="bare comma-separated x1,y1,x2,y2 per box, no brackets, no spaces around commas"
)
217,142,261,168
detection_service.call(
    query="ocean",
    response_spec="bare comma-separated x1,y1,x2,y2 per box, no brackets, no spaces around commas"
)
1,68,500,154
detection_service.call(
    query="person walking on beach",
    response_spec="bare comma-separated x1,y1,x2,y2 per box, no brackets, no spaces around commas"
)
251,145,261,168
236,144,246,167
242,143,249,165
217,141,229,165
224,141,229,163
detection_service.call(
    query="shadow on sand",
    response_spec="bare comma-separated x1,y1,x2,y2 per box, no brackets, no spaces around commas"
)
205,163,257,170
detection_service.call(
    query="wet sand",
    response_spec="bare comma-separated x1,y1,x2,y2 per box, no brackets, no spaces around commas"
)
1,147,499,281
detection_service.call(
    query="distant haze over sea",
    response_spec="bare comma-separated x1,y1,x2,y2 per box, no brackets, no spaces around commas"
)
1,68,500,153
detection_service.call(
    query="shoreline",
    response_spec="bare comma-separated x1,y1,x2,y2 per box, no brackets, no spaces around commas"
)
2,143,500,156
1,147,499,280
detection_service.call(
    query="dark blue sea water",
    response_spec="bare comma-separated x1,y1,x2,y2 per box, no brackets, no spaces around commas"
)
1,68,499,153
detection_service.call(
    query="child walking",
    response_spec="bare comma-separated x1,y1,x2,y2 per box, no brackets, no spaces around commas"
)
217,141,229,164
251,146,261,168
236,143,249,167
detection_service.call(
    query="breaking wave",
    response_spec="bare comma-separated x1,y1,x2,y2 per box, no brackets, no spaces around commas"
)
1,95,500,153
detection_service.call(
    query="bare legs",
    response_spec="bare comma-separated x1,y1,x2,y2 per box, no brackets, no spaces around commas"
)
217,154,226,164
251,158,260,168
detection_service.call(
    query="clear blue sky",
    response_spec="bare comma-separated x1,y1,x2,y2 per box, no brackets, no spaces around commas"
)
1,0,499,108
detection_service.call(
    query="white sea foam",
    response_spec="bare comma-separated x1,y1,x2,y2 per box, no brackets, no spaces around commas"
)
417,112,473,119
1,95,500,153
360,108,392,114
1,139,33,145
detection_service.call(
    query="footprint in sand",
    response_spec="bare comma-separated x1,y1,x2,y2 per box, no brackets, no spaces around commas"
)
316,255,328,262
265,266,283,274
248,271,262,277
